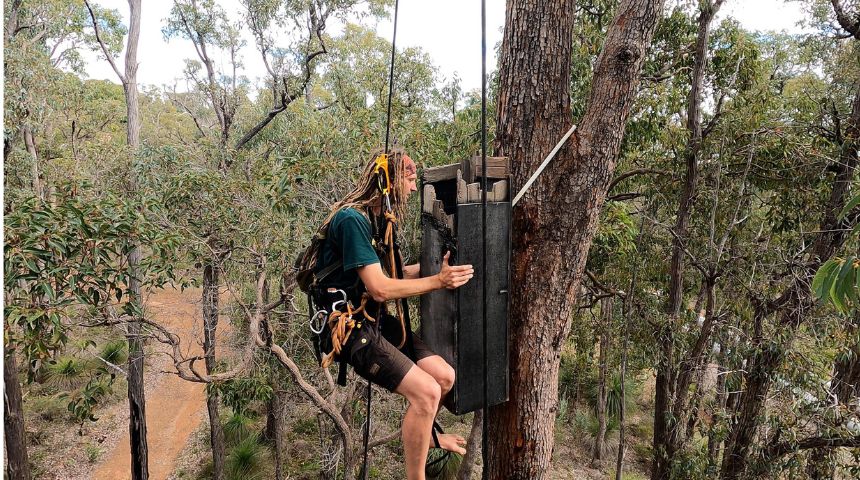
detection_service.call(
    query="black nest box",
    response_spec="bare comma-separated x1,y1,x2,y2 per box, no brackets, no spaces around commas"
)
419,155,510,415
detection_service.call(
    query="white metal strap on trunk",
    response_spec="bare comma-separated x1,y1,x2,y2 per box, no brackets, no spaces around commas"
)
511,123,578,207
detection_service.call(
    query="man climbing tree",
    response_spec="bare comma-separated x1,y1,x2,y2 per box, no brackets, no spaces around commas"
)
487,0,666,478
296,149,472,480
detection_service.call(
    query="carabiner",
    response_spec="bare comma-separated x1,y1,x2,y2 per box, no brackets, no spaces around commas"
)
329,289,348,313
309,310,327,335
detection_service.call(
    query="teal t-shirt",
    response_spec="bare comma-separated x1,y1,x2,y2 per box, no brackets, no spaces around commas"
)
315,208,380,290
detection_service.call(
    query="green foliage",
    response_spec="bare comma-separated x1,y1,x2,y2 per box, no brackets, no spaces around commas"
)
571,409,619,438
4,183,179,368
43,356,89,389
225,435,269,480
213,375,274,416
590,201,638,273
63,376,112,423
223,412,256,446
425,450,462,480
97,339,128,367
813,256,860,314
84,444,102,464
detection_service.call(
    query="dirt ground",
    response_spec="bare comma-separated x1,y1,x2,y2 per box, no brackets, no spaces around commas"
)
91,287,215,480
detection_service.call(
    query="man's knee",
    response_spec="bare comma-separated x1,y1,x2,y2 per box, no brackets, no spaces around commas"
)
437,363,455,395
411,379,441,416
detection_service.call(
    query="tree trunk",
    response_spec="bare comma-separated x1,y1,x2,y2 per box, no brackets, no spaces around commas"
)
457,410,484,480
203,261,226,480
4,350,31,480
121,3,148,479
264,390,287,480
653,3,722,477
805,316,859,480
593,298,611,465
487,1,664,478
668,279,717,454
126,243,149,480
22,126,43,201
707,360,727,469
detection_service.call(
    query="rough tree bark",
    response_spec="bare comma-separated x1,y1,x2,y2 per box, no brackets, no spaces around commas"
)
487,1,665,478
4,350,31,480
653,2,723,478
203,261,226,480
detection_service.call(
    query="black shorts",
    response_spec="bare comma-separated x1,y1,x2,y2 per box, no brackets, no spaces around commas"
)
345,315,437,392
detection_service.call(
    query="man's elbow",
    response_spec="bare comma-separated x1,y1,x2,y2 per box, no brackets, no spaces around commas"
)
365,284,390,303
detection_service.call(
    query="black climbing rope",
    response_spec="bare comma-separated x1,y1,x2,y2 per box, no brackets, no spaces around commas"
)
480,0,490,478
360,2,400,479
383,0,400,154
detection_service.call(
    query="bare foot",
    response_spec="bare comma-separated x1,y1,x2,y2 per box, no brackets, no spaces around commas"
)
435,433,467,455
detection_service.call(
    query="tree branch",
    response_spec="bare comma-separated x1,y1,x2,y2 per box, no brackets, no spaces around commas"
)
84,0,125,84
830,0,860,39
607,168,669,192
765,434,860,460
234,4,330,150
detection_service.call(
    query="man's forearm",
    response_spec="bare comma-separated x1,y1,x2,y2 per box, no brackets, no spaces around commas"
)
372,274,442,301
403,263,420,279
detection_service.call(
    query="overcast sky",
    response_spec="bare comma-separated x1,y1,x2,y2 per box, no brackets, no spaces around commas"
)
82,0,809,93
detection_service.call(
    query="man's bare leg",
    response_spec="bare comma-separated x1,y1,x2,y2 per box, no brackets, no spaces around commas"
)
416,355,466,454
396,365,442,480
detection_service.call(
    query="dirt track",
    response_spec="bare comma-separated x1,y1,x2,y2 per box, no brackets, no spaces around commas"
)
92,288,213,480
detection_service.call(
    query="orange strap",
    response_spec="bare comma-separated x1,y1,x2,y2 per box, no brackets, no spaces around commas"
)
382,212,407,348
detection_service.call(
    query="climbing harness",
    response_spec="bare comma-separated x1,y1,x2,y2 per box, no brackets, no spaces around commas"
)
320,292,376,368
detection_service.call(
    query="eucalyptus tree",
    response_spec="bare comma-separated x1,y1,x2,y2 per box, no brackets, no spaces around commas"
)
3,0,124,204
82,2,152,477
487,0,665,478
3,185,179,480
650,2,732,477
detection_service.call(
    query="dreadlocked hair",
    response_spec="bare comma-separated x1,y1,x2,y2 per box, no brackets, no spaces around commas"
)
321,147,411,226
299,148,412,272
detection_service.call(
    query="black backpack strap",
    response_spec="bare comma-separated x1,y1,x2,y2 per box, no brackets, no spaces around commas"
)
315,259,343,285
337,361,348,386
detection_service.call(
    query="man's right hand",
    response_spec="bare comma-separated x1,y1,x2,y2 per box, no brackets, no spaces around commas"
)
438,251,474,289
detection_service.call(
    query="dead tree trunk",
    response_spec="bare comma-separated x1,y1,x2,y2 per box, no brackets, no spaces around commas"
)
487,1,664,478
4,350,30,480
22,126,43,201
203,261,226,480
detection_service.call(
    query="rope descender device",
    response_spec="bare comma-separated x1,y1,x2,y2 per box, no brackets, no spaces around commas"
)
373,153,393,211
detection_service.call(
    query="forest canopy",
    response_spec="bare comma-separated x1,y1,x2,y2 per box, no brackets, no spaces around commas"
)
3,0,858,479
